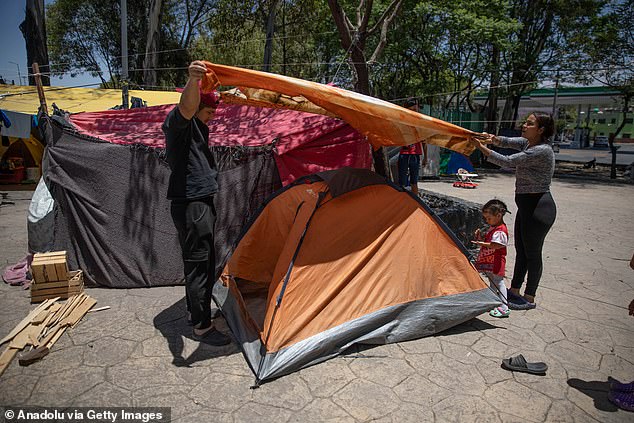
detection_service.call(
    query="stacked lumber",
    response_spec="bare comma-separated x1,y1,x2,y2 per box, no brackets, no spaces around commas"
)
30,251,84,303
0,294,98,376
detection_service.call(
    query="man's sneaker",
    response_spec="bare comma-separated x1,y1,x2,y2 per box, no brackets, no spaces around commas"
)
192,326,232,346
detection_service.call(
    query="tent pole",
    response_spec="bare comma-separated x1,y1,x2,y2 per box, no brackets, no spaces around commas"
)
120,0,129,109
32,62,48,114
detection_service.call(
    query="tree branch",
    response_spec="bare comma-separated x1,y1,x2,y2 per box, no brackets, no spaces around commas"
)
327,0,353,49
368,0,402,62
368,0,402,35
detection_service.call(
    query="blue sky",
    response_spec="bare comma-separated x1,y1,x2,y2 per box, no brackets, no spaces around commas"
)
0,0,101,87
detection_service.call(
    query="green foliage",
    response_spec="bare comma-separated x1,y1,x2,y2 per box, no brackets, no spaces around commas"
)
43,0,618,115
47,0,149,87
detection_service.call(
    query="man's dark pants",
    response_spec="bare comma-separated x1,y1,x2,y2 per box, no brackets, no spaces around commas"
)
170,197,216,329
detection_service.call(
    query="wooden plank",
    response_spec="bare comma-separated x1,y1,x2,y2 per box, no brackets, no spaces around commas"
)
46,326,67,348
9,326,32,349
33,251,67,259
60,295,90,326
40,305,59,328
32,279,81,289
52,294,85,327
45,297,74,327
31,289,82,303
0,298,58,346
32,252,68,283
87,306,110,313
67,270,83,285
31,289,83,303
31,309,50,325
31,265,45,284
66,297,97,328
55,262,69,280
9,323,43,349
0,347,19,377
37,322,69,348
28,324,43,347
31,285,83,296
46,295,82,326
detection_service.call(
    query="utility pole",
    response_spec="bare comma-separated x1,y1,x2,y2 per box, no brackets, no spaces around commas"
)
551,72,559,141
121,0,129,109
9,62,22,85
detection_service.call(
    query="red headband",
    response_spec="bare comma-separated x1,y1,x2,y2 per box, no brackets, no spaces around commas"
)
175,86,221,108
200,90,220,108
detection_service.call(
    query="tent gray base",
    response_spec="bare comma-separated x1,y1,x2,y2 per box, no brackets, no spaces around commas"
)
213,281,500,382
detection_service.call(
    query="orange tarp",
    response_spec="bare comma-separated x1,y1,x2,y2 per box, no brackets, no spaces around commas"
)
205,63,478,155
225,182,486,352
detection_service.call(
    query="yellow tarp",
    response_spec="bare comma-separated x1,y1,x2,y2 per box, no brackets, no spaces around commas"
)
0,84,180,114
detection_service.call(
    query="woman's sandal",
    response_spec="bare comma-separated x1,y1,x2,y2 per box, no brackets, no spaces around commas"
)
489,307,510,318
507,293,537,310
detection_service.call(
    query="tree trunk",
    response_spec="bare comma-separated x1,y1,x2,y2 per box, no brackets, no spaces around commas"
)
326,0,403,179
262,0,281,72
143,0,162,88
609,95,630,179
20,0,50,86
485,44,500,133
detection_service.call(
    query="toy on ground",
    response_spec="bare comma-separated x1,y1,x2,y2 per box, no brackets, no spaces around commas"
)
453,168,478,189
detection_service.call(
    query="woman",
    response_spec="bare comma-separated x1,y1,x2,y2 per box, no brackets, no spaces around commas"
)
471,112,556,309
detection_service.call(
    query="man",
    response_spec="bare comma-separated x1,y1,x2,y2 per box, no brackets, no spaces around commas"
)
398,98,427,196
162,60,230,345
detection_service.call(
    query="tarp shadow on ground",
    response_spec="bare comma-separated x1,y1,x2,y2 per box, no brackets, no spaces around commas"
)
153,297,238,367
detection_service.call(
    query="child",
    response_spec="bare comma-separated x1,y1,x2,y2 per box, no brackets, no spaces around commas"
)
473,199,510,318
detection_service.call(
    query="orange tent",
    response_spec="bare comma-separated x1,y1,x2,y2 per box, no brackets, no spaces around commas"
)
214,167,499,383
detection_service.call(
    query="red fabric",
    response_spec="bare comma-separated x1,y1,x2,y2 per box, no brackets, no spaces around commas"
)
69,104,371,185
475,224,508,276
399,142,422,155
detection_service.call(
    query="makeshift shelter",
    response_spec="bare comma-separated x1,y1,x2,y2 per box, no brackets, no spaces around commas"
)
215,167,499,383
0,109,43,184
0,84,182,180
0,136,43,183
34,63,483,290
37,102,370,287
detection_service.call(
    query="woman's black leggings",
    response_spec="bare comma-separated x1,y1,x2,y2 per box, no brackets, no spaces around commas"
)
511,192,557,297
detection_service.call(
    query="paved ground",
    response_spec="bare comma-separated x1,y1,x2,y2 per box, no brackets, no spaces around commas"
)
1,172,633,422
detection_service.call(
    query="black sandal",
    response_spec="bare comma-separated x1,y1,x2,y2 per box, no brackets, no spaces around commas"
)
502,354,547,375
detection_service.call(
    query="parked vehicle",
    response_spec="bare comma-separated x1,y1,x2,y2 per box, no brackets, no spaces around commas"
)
594,135,609,148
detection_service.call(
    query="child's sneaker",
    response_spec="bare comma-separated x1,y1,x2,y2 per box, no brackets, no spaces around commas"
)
608,390,634,412
489,307,510,318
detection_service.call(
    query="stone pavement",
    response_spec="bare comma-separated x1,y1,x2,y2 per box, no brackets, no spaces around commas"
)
1,172,633,422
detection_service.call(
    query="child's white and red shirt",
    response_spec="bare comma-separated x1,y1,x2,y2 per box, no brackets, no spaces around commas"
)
475,223,508,276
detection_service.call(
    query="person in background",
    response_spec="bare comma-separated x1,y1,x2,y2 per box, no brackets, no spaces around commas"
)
162,60,231,346
398,98,427,196
471,112,556,310
473,199,510,318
